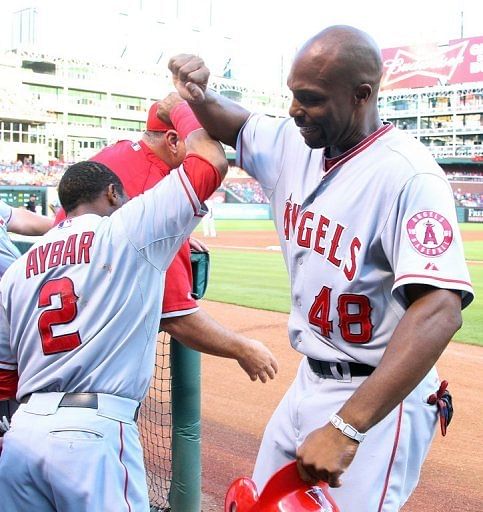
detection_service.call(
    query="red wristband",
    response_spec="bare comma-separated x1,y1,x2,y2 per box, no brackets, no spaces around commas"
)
169,101,203,140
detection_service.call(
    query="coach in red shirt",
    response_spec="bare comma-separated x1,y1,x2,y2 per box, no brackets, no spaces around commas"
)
55,94,278,383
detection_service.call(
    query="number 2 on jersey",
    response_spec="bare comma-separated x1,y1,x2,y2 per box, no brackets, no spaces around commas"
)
308,286,373,343
38,277,81,355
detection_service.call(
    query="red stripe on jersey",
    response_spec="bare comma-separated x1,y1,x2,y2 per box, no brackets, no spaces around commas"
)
377,403,403,511
324,123,394,174
394,273,472,287
118,423,132,512
0,369,18,400
177,168,198,214
182,154,221,203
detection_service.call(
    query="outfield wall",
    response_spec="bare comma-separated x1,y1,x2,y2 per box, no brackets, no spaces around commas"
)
456,206,483,223
215,203,483,223
212,202,272,220
1,186,481,223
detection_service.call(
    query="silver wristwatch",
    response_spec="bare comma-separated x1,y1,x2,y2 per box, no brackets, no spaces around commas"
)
329,413,366,443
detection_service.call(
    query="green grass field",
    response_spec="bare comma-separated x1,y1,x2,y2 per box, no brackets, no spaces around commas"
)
204,220,483,346
194,219,275,232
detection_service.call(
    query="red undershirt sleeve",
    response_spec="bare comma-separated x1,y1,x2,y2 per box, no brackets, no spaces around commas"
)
182,154,222,203
0,369,18,400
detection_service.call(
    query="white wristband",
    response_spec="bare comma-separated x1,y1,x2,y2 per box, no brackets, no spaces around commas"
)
329,413,366,443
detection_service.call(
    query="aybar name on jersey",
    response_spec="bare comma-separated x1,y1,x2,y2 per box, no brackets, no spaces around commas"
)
25,231,95,278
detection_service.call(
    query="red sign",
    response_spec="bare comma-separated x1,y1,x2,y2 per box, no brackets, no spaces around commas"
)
381,36,483,90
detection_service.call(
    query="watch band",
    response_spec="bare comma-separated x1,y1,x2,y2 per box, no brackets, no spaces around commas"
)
329,413,366,443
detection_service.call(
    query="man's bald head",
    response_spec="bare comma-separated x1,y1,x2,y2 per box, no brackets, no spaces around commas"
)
287,25,384,153
298,25,383,94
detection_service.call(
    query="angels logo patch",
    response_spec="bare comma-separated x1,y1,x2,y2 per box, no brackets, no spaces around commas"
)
406,211,453,257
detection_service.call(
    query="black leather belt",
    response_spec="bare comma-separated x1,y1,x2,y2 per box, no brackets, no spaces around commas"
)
307,357,375,379
21,393,140,421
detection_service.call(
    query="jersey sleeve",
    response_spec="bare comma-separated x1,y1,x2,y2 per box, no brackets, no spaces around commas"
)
382,173,474,308
182,154,221,203
0,297,18,400
0,299,16,372
236,114,290,199
115,164,206,269
0,200,13,226
161,241,198,317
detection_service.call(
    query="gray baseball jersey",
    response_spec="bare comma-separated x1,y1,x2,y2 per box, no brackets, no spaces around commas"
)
237,116,473,367
0,200,21,277
0,165,206,402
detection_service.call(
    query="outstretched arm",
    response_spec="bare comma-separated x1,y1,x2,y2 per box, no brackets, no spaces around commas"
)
168,54,251,148
160,309,278,383
8,207,53,236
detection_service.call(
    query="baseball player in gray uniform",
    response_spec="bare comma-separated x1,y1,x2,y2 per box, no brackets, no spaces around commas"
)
0,126,227,511
0,199,53,444
168,25,474,511
0,199,53,277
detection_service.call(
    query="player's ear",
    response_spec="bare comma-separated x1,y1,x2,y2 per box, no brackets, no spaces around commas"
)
164,129,181,153
106,184,125,207
355,83,372,104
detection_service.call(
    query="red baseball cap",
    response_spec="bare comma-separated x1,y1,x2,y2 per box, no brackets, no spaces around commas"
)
146,101,172,132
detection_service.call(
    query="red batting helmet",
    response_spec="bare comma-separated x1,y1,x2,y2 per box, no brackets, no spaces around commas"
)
224,461,340,512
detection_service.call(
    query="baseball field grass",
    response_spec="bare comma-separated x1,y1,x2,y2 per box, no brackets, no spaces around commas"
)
202,220,483,347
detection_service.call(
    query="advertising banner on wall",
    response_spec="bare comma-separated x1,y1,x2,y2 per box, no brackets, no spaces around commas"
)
467,207,483,223
381,36,483,90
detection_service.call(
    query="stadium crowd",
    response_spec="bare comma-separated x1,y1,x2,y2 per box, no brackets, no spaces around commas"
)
0,160,68,187
0,161,481,207
446,170,483,181
222,179,269,203
453,189,483,207
0,160,271,204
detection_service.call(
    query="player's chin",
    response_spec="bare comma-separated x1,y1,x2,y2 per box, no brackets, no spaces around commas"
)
303,137,325,149
299,127,325,148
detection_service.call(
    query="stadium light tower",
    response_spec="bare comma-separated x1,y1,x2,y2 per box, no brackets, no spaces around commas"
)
12,7,37,49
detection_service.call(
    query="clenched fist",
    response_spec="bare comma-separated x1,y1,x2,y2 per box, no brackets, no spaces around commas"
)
168,54,210,104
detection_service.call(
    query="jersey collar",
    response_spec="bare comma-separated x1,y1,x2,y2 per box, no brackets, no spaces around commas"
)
323,122,393,175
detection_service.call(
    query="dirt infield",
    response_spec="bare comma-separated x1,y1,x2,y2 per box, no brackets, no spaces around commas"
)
200,300,483,511
461,229,483,241
199,224,483,252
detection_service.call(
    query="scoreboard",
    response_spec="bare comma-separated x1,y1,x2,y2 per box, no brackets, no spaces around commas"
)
0,186,47,215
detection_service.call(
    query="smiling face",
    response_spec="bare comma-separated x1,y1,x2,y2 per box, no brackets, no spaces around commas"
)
287,50,357,151
287,26,383,154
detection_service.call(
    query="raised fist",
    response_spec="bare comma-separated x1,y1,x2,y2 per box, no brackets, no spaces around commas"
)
168,54,210,104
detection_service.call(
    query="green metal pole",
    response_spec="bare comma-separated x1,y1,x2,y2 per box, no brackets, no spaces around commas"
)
170,337,201,512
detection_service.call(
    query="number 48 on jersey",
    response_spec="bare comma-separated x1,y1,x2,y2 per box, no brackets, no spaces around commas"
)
308,286,373,343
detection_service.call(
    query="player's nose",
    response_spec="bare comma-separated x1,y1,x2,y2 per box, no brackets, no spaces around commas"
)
288,97,305,119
